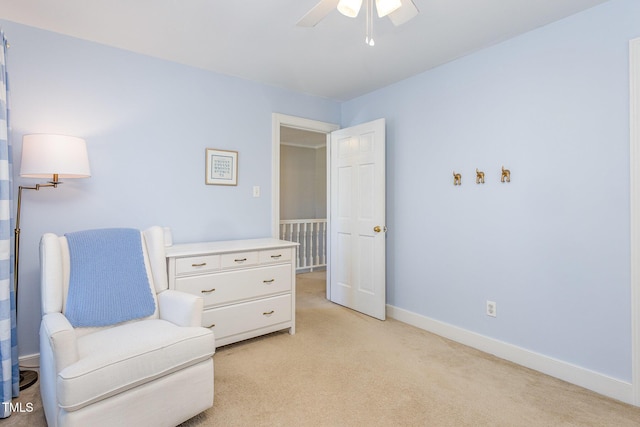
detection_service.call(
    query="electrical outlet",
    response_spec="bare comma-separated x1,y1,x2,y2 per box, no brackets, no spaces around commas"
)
253,186,260,197
486,301,497,317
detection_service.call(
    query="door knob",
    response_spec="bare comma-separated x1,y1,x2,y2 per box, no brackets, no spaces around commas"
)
374,226,387,233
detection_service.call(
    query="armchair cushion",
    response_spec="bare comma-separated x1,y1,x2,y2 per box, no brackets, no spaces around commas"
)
57,319,214,411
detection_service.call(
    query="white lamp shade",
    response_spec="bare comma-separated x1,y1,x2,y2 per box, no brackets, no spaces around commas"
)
20,134,91,179
376,0,401,17
338,0,363,18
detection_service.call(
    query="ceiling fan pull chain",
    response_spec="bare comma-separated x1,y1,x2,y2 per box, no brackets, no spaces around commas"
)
365,0,369,45
366,0,375,46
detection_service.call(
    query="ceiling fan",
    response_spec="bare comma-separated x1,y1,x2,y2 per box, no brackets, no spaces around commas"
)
297,0,419,29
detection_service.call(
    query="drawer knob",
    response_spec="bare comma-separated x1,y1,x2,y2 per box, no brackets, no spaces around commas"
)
263,310,275,316
270,254,282,259
206,324,215,328
234,258,247,263
192,262,207,267
201,288,216,293
263,279,275,284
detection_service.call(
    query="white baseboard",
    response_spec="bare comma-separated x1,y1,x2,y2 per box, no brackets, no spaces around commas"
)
19,353,40,370
386,304,634,406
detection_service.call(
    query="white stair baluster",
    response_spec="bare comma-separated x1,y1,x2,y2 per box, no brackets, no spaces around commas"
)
278,219,326,272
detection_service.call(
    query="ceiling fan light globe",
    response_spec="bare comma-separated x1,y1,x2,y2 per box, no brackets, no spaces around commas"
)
338,0,363,18
376,0,401,17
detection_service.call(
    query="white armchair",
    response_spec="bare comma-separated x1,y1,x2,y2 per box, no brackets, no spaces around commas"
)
39,226,215,427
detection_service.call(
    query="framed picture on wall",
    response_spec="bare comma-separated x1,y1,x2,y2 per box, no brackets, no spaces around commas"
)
205,148,238,186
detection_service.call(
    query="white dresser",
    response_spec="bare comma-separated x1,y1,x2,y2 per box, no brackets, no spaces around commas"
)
166,238,298,347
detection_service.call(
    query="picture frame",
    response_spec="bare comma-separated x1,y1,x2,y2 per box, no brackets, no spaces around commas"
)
205,148,238,186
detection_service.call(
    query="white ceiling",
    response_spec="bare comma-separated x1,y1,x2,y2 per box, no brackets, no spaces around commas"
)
0,0,610,101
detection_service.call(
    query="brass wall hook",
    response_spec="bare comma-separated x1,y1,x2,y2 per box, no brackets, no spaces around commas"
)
501,166,511,183
453,171,462,186
476,168,485,184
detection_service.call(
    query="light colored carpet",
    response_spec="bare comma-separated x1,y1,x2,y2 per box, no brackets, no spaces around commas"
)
6,271,640,426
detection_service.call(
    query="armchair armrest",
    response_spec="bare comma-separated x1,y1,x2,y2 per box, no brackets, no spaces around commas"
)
158,289,204,327
41,313,79,373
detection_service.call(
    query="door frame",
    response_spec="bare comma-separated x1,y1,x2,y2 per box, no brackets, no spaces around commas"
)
630,37,640,406
271,113,339,294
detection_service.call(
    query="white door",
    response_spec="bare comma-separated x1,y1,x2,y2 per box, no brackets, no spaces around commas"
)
329,118,386,320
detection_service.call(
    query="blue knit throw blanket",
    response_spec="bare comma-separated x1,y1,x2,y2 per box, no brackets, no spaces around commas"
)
64,228,156,327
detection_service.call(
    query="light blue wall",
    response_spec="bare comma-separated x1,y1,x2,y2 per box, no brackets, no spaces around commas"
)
0,20,340,356
342,0,640,381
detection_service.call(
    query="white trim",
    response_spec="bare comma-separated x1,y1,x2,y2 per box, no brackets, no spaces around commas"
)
387,305,634,404
280,142,326,150
271,113,339,239
630,37,640,406
19,353,39,369
324,131,332,300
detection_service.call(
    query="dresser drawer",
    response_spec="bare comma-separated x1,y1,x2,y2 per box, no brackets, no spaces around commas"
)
174,264,291,307
221,251,259,269
202,294,291,340
175,255,220,275
259,248,292,265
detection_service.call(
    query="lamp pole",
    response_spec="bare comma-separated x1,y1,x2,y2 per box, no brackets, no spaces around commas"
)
13,175,59,391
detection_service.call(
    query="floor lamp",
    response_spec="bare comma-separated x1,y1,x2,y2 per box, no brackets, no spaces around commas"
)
15,134,91,390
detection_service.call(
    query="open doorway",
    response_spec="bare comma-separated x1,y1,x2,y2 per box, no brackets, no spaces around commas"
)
273,114,387,320
279,127,327,272
271,113,339,297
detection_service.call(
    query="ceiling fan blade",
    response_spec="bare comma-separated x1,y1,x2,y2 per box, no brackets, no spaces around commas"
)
296,0,340,27
388,0,419,26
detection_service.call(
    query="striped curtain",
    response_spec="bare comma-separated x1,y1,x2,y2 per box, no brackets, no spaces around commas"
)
0,29,19,418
